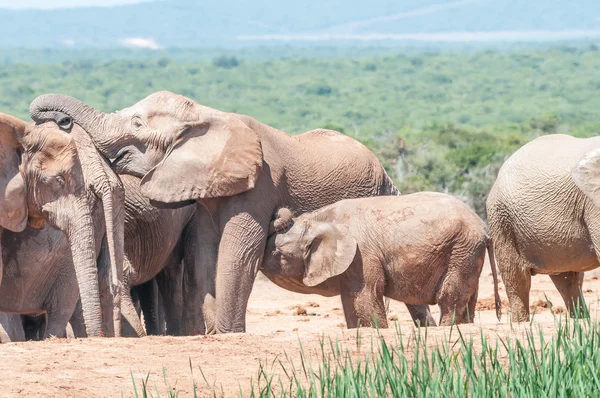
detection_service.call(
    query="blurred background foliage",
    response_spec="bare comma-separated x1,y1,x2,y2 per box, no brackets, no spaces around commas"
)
3,45,599,218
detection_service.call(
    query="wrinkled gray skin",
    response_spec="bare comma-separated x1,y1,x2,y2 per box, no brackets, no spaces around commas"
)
0,114,125,338
0,313,47,342
0,174,195,340
487,134,600,322
0,313,25,342
0,184,109,338
0,313,73,342
131,278,169,335
29,92,433,334
111,174,195,336
263,193,501,327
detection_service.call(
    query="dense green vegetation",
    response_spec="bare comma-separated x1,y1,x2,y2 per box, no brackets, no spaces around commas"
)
2,46,600,217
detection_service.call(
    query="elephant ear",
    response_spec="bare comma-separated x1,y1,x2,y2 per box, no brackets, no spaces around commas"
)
0,114,28,232
140,115,263,203
303,221,357,287
573,148,600,208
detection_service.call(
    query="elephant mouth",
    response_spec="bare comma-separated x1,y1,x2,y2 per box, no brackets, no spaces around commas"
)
110,148,144,178
27,214,46,229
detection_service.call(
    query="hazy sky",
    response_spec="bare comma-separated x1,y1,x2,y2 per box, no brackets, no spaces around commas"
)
0,0,148,8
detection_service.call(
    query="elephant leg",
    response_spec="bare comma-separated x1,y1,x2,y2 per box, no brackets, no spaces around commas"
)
156,256,184,336
549,272,587,318
0,313,26,342
43,277,79,339
23,314,46,341
340,287,359,328
185,209,214,335
120,276,146,337
466,284,480,323
501,265,531,323
437,244,485,326
69,299,87,338
493,232,531,323
213,205,271,334
134,279,160,335
353,291,388,329
405,304,437,327
341,272,388,329
156,287,166,335
44,311,69,339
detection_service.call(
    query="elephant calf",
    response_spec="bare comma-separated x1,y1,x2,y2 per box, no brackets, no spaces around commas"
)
262,193,501,327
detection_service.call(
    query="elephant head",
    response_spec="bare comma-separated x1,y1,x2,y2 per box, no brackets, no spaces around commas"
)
264,210,357,287
17,115,124,337
29,92,263,207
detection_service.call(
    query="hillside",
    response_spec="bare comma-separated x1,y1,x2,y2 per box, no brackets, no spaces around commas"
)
0,0,599,48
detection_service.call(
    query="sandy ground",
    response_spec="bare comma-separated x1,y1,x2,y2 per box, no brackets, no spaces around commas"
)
1,261,599,397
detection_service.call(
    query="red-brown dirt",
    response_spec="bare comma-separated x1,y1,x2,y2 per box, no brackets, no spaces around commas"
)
0,261,599,397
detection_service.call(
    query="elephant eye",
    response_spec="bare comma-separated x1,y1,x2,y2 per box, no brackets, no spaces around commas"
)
51,175,66,192
131,117,143,130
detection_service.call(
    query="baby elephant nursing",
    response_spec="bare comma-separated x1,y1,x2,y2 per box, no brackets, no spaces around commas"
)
262,193,501,328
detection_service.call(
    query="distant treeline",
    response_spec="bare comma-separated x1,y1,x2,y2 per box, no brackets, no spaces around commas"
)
2,45,599,217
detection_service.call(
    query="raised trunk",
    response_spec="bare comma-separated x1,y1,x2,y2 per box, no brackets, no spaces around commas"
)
29,94,117,158
67,201,104,337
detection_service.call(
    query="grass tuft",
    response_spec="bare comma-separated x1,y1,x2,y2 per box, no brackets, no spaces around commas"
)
131,312,600,397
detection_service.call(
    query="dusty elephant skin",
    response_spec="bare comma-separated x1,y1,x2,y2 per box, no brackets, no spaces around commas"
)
0,313,25,342
29,91,433,334
115,174,196,337
263,193,501,327
0,224,86,339
487,134,600,322
0,174,196,341
0,114,125,338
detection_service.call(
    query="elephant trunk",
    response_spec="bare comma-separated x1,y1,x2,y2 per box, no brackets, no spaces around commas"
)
100,177,125,337
66,200,104,337
29,94,117,158
67,125,126,337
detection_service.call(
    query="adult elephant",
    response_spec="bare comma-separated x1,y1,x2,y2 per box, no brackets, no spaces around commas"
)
111,174,195,336
0,113,124,337
486,134,600,322
29,92,434,334
0,173,194,340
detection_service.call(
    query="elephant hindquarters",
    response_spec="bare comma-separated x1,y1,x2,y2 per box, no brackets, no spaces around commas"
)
436,239,487,326
487,197,532,322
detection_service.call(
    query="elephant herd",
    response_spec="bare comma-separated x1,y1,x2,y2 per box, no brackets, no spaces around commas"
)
0,90,596,342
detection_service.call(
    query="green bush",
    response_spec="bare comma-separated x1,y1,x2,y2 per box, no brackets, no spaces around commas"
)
0,46,598,217
212,55,240,69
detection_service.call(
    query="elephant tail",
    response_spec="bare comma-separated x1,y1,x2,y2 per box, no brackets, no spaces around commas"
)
384,176,401,196
486,237,502,321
